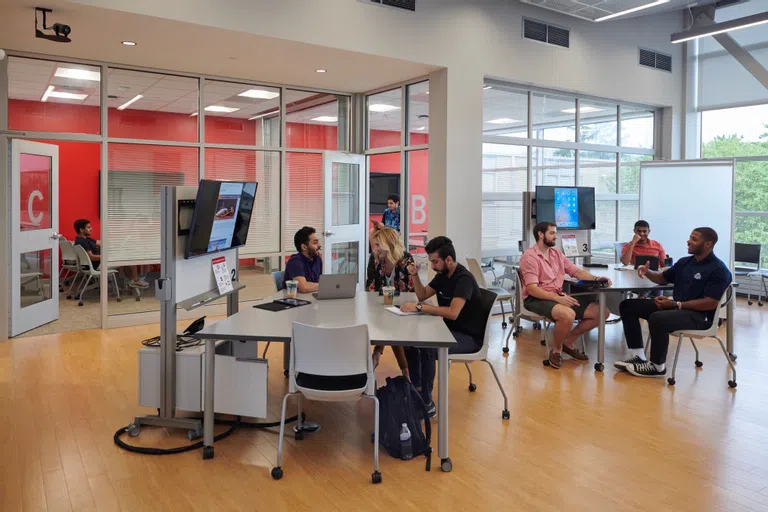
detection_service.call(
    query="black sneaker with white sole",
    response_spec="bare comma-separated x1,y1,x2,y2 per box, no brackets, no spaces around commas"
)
614,355,646,371
626,361,666,378
425,400,436,419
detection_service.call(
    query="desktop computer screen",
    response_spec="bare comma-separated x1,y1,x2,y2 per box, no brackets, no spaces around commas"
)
535,186,596,230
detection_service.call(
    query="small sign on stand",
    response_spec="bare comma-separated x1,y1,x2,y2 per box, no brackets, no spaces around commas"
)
561,234,579,257
212,256,233,295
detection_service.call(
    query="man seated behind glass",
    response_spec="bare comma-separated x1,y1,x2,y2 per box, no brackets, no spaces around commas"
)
283,226,323,294
373,194,400,232
73,218,148,288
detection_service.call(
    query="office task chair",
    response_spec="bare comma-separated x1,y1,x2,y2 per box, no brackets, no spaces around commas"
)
480,258,500,286
466,257,513,329
734,243,765,306
272,322,381,484
448,289,510,420
261,271,287,359
504,268,548,354
666,288,736,388
72,245,121,306
20,253,44,298
58,238,79,292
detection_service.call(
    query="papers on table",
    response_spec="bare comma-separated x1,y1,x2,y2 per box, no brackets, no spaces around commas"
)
616,264,636,271
385,306,422,316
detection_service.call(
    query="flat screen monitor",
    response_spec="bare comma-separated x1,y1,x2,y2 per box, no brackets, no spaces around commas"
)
185,180,258,259
535,186,595,230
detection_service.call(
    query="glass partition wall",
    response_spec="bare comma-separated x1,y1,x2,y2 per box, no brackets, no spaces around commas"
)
482,80,657,263
2,52,350,329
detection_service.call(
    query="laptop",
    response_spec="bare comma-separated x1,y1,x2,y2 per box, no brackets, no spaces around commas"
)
634,255,660,271
312,274,358,300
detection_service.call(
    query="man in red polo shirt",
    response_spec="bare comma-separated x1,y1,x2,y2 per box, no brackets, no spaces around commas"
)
519,222,612,370
620,220,666,267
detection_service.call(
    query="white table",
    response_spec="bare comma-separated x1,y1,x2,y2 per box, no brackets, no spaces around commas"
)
195,291,458,471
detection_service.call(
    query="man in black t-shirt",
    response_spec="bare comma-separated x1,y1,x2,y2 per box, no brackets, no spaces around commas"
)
74,218,101,270
400,236,485,417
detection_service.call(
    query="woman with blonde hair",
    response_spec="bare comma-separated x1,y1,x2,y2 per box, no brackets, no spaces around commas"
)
366,227,415,377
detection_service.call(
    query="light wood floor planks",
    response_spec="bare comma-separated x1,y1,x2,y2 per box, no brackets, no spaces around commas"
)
2,298,768,511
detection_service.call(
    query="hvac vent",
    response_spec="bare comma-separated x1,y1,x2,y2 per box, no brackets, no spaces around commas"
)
366,0,416,11
523,18,570,48
639,48,672,72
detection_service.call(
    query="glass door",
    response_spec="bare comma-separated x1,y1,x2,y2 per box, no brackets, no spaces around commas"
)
322,151,366,284
10,140,60,337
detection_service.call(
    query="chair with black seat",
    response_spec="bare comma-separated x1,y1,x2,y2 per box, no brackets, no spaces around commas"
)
271,322,381,484
466,257,513,329
734,243,764,306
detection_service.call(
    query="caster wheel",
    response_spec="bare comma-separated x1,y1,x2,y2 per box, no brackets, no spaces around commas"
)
468,383,477,392
372,471,382,484
543,359,550,366
78,302,83,307
501,322,508,329
502,409,510,420
748,301,753,305
540,339,546,346
441,457,453,472
203,446,214,460
512,332,519,338
695,360,703,368
271,467,283,480
533,323,542,330
729,353,737,362
135,296,140,302
594,363,604,372
667,378,676,385
729,380,737,388
502,346,510,354
66,295,71,300
188,429,203,441
759,302,764,307
127,424,140,437
294,431,304,441
284,369,289,378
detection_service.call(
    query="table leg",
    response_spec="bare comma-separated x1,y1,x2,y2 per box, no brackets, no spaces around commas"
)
595,292,606,372
438,347,452,472
203,338,215,459
283,342,290,377
727,293,737,361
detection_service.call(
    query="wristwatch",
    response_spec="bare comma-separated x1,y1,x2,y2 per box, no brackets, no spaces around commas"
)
416,303,423,312
676,301,682,310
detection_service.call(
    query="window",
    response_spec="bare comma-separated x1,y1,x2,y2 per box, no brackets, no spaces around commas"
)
368,88,402,149
619,200,640,242
483,86,528,139
483,144,528,193
532,92,575,142
8,57,101,135
619,154,650,194
203,80,280,147
482,201,523,253
620,106,654,149
407,150,428,254
369,153,401,228
580,102,617,146
592,201,617,259
579,151,617,194
532,147,574,186
284,152,323,252
285,90,349,150
407,81,429,146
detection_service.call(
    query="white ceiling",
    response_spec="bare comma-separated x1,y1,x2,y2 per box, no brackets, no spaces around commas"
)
519,0,721,22
0,0,439,94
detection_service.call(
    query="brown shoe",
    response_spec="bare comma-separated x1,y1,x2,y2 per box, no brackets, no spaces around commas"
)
548,350,562,369
562,345,589,361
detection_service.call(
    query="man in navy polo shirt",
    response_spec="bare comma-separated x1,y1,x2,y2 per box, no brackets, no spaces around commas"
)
615,227,732,379
284,226,323,293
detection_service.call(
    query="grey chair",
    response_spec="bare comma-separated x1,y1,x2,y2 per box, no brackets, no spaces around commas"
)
467,257,513,329
272,270,285,292
72,245,121,306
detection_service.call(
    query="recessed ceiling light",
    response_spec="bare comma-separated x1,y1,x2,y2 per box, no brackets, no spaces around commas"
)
238,89,280,100
315,69,327,73
311,116,338,122
204,105,240,113
369,104,400,113
486,117,521,124
483,85,493,90
117,94,143,111
121,41,137,46
561,107,603,114
54,66,100,82
41,85,88,102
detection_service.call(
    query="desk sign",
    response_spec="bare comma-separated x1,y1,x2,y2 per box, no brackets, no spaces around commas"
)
561,234,579,257
212,256,234,295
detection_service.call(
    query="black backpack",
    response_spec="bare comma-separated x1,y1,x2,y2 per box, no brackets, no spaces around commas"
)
375,376,432,471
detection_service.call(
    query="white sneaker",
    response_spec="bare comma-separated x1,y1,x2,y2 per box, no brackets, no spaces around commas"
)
613,355,646,371
137,278,150,289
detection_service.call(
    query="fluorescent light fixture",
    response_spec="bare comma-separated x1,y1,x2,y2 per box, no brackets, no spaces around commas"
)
561,107,604,114
117,94,143,111
248,110,279,120
312,116,338,122
595,0,669,22
315,69,327,73
122,41,137,46
54,66,101,82
414,126,426,131
238,89,280,100
204,105,240,113
483,85,493,90
190,112,198,117
486,117,521,124
369,104,400,113
671,11,768,44
41,85,88,102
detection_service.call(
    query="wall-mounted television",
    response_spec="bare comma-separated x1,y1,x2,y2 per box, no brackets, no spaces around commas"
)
535,186,596,230
185,180,258,259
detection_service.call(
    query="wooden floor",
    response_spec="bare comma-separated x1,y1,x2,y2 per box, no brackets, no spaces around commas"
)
2,298,768,511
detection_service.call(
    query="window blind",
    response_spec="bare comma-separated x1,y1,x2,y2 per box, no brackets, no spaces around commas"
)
284,152,324,252
205,149,280,254
482,200,523,253
107,144,197,263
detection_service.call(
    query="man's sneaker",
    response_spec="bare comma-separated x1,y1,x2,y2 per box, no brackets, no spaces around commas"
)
614,355,646,371
626,361,666,378
548,350,562,369
562,345,589,361
424,400,437,419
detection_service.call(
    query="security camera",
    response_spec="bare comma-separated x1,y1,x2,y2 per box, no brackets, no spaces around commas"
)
0,49,6,61
34,7,71,43
52,23,71,37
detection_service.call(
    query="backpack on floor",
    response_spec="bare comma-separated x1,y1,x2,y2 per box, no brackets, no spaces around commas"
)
375,376,432,471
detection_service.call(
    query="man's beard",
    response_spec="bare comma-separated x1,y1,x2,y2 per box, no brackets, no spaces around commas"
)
545,238,556,248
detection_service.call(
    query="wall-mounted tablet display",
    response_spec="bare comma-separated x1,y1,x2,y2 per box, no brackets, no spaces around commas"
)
535,186,595,230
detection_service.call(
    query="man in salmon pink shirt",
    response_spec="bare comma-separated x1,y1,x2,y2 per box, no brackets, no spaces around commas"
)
519,222,612,370
620,220,666,267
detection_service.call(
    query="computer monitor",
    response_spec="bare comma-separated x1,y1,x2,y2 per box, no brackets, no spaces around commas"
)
535,186,596,230
185,180,258,259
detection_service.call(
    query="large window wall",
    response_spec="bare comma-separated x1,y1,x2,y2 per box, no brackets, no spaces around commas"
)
2,53,350,324
482,81,657,262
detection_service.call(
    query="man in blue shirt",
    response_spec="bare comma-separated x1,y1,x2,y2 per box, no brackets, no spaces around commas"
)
374,194,400,232
283,226,323,293
615,227,732,378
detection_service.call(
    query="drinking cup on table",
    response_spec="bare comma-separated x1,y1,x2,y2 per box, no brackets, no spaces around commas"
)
382,286,395,306
286,280,298,299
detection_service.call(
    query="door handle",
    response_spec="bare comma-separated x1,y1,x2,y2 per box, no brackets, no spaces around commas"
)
50,232,60,240
323,231,334,237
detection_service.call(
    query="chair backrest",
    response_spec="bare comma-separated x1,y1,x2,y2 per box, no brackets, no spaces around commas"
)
515,267,545,319
73,245,94,272
734,243,761,267
59,238,77,262
290,322,373,394
465,257,489,288
613,242,625,263
474,288,498,359
272,270,285,291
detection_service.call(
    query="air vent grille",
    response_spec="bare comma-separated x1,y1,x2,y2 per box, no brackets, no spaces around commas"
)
524,18,570,49
366,0,416,11
639,48,672,72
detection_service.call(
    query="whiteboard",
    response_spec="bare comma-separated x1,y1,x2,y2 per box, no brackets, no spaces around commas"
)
639,160,734,271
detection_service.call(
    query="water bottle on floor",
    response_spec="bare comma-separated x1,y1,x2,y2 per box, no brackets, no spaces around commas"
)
400,423,413,460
